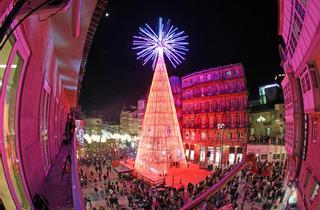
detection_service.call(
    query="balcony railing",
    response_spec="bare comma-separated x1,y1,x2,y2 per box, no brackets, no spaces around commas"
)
183,88,246,99
182,106,247,114
71,133,85,210
248,136,285,145
183,123,248,129
181,159,246,209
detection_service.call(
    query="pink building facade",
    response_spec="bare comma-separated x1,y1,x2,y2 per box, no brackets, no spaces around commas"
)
279,0,320,208
0,1,107,209
181,64,248,165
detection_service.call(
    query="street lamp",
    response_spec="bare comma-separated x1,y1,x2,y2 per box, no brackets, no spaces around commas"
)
217,123,225,167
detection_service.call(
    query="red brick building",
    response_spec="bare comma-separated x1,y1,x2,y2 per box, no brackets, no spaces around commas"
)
181,64,248,165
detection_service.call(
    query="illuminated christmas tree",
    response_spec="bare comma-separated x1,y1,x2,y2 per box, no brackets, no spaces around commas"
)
133,18,188,175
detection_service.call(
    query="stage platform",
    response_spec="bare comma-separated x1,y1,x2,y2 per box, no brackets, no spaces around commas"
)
119,159,212,188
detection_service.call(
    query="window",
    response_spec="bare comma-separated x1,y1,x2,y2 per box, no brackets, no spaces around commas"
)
292,21,301,37
0,35,15,92
236,147,243,161
201,132,207,140
301,76,307,93
236,83,241,91
230,100,235,110
229,147,235,164
190,104,194,113
239,115,244,125
305,73,311,91
191,131,195,140
238,98,243,109
214,72,220,80
201,116,206,127
185,131,190,139
310,70,319,88
299,0,307,7
312,120,317,143
304,170,311,188
207,74,211,81
294,13,303,31
295,0,305,20
300,71,312,94
231,116,236,127
226,71,232,77
230,132,234,139
215,147,221,163
217,101,221,111
0,33,31,208
208,87,212,95
209,103,214,112
208,147,214,162
289,32,298,55
310,180,319,202
209,116,214,127
216,86,220,94
201,87,205,96
228,83,233,92
200,147,206,162
266,127,271,136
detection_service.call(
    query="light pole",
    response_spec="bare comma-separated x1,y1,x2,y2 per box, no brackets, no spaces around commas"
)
217,123,225,167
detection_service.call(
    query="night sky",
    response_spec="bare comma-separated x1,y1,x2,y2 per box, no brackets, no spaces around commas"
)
79,0,282,122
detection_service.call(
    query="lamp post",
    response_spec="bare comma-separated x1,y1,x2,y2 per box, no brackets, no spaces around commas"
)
217,123,225,167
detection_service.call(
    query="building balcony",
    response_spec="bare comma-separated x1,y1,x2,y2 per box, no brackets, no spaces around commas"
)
248,136,285,145
183,122,248,129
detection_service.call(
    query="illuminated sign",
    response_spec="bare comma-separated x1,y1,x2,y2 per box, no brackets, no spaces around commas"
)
257,115,266,122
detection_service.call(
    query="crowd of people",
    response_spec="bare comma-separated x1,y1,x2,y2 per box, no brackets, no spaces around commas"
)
201,160,286,210
78,143,287,210
78,146,157,209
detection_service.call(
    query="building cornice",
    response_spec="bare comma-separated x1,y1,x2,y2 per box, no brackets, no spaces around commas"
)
77,0,108,101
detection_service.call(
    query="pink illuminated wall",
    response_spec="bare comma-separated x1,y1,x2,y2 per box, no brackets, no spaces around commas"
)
0,1,101,209
181,64,248,163
279,0,320,209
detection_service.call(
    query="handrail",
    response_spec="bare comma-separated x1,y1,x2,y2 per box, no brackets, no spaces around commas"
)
129,170,165,187
71,133,85,210
181,160,247,210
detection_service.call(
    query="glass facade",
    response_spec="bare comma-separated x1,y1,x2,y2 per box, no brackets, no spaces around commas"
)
0,35,14,91
0,32,17,210
0,30,31,209
0,155,16,209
